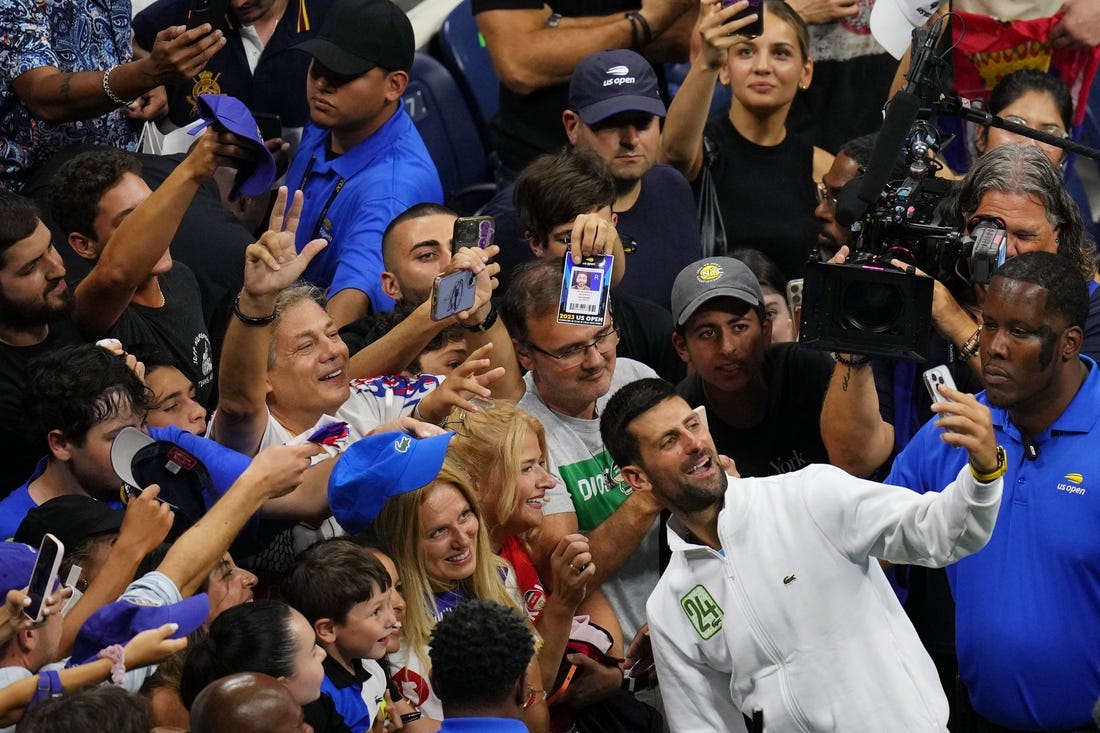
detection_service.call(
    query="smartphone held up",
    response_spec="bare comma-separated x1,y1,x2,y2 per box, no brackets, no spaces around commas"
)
24,534,64,623
722,0,763,37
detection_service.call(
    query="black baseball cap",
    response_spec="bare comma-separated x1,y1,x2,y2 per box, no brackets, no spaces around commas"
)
295,0,415,75
15,495,125,551
111,427,212,541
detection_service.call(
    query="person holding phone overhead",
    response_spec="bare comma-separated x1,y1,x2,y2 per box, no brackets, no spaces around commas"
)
660,0,833,281
133,0,338,159
0,0,225,190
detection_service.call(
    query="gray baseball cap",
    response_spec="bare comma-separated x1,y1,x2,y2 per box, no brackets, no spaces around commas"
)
670,257,763,326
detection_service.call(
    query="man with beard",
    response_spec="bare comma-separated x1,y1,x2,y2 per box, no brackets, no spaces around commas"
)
0,191,80,494
600,376,1004,732
885,251,1100,731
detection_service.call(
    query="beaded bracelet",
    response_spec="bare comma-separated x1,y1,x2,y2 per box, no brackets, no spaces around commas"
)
834,352,872,368
958,325,982,360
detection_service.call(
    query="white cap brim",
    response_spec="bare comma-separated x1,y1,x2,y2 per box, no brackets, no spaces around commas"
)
111,426,155,489
870,0,919,60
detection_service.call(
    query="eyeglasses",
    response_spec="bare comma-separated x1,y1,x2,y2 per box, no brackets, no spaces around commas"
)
1001,114,1069,140
816,180,838,209
525,327,619,368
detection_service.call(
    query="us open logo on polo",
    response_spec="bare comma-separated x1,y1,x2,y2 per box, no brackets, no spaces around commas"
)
1056,473,1086,496
603,65,636,86
681,584,723,639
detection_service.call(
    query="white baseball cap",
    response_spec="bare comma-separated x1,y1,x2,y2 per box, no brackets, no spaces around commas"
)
870,0,943,59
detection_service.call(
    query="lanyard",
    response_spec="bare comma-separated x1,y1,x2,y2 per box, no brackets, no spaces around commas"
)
297,155,347,240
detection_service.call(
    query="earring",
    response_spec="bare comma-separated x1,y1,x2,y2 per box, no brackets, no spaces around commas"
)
799,83,808,90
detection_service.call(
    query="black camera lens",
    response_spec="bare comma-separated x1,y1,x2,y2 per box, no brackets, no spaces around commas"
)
840,280,904,333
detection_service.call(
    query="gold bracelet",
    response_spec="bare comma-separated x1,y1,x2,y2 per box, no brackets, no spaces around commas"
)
970,445,1007,483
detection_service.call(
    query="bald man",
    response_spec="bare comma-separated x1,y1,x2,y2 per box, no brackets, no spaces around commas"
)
189,672,313,733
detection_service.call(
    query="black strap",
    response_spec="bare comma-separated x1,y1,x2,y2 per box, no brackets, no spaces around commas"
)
297,155,347,240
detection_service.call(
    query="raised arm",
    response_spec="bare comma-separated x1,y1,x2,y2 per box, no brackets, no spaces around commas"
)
820,354,894,477
156,443,320,597
476,0,691,96
212,188,328,456
818,248,894,477
71,128,251,338
58,486,174,657
346,245,500,380
659,0,756,180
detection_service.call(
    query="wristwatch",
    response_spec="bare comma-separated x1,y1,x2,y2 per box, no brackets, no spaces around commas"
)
970,445,1007,483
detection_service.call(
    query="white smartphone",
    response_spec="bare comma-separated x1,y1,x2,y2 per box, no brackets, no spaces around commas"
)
922,364,957,405
785,278,803,340
25,533,64,623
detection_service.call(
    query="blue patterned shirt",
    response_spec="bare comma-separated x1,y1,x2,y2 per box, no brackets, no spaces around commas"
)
0,0,141,189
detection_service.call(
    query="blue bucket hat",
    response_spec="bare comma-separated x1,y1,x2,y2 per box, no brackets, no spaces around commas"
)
68,593,210,666
328,431,454,533
0,542,41,597
189,94,277,200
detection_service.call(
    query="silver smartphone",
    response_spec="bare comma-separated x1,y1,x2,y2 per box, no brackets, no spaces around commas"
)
922,364,957,405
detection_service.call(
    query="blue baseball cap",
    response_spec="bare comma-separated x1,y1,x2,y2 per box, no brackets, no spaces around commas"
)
0,542,40,597
189,94,277,200
69,593,210,666
328,431,454,533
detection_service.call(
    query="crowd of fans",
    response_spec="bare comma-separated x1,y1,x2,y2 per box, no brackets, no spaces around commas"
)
2,0,1100,729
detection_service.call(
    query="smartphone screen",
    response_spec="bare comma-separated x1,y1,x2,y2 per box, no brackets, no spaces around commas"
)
25,534,64,622
453,216,495,249
723,0,763,37
431,270,478,321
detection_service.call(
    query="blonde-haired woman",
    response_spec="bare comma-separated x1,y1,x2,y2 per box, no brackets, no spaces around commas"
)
446,402,638,733
374,461,549,731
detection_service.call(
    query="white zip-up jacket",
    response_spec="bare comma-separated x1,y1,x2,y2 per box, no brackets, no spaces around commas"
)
648,463,1002,732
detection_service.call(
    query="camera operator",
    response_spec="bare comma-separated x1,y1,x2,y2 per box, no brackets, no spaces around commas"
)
823,143,1100,478
820,143,1100,729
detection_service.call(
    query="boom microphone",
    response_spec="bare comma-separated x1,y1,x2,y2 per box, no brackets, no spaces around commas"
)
836,89,921,227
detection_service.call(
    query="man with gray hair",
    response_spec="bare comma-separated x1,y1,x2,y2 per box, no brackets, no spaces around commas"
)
822,143,1100,480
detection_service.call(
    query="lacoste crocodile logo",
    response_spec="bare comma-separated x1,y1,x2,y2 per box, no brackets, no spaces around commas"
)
783,574,796,585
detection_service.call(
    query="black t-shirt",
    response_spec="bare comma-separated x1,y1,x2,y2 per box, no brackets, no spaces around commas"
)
0,321,82,495
106,263,216,408
676,342,833,477
470,0,641,176
611,289,684,384
701,116,819,282
615,163,703,310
